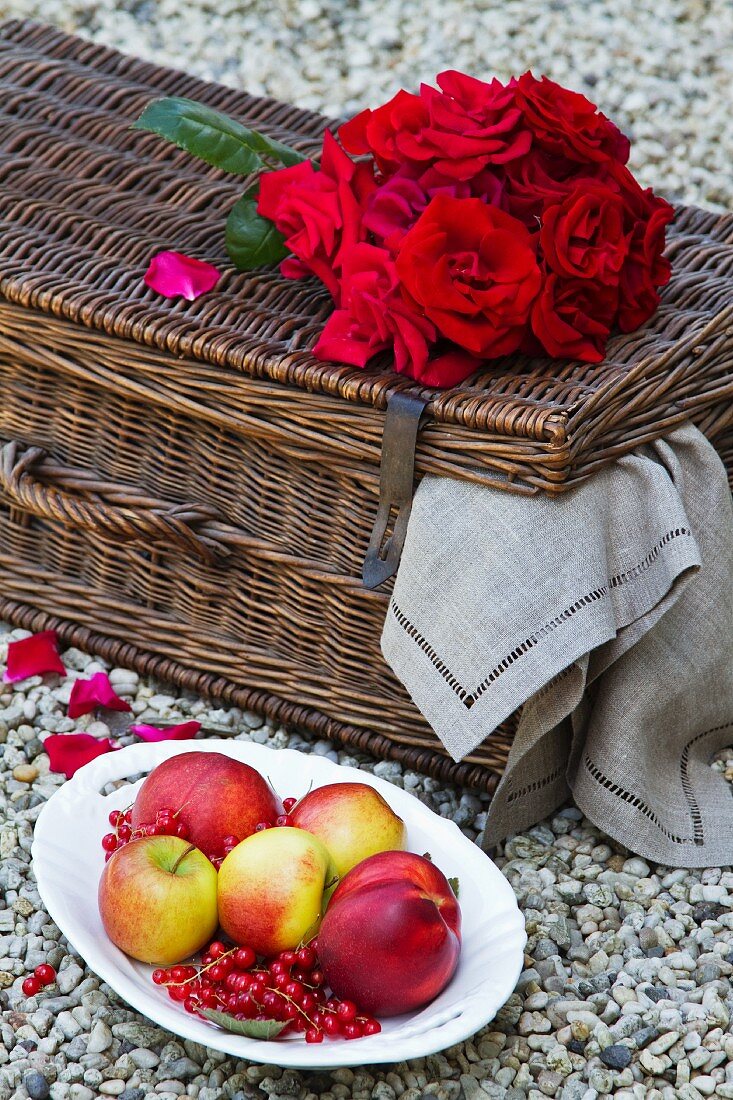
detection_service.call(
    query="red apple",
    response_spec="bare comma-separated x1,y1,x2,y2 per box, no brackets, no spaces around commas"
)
290,782,407,877
131,751,280,856
317,850,461,1017
98,836,218,965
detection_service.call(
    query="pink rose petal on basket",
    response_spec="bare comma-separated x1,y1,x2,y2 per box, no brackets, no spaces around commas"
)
144,251,221,301
68,672,132,720
45,733,117,779
4,630,66,682
129,720,201,742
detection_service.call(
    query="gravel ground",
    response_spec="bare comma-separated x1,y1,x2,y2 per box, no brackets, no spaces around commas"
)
0,627,732,1100
0,3,732,1099
0,0,732,211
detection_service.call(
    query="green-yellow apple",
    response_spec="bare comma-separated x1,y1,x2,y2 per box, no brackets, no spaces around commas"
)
98,836,218,965
132,751,281,858
290,782,407,877
217,827,337,955
317,850,461,1016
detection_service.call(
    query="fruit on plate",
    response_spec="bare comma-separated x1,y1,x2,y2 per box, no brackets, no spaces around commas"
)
131,751,281,858
317,850,461,1016
217,827,337,956
98,836,218,965
290,782,407,876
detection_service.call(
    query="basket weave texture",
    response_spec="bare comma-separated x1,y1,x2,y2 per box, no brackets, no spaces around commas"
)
0,20,731,792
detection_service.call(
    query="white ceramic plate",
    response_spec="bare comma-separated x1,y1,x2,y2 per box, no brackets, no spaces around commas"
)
32,739,525,1068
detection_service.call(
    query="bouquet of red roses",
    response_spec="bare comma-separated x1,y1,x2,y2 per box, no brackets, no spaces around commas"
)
137,72,674,389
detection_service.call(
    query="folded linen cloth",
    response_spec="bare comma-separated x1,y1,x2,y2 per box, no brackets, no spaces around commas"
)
381,423,733,867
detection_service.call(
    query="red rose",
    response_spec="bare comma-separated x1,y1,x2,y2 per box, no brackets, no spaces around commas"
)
503,151,601,225
416,71,531,178
363,167,472,251
339,90,431,176
541,183,629,284
257,130,375,300
395,194,542,357
531,275,618,362
313,243,480,387
606,164,675,330
512,73,630,165
313,243,436,376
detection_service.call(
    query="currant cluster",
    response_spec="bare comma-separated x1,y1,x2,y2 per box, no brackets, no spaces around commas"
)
206,834,241,870
255,795,298,832
101,806,189,861
151,939,381,1044
22,963,56,997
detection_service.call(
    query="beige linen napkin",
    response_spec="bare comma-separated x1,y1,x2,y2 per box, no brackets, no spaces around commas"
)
381,424,733,867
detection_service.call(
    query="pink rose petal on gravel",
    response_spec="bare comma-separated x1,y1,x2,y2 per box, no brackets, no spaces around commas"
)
68,672,132,720
129,720,201,742
4,630,66,682
45,733,116,779
144,251,221,300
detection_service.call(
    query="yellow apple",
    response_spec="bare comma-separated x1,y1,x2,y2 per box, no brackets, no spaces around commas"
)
217,827,336,955
98,836,218,965
290,782,407,877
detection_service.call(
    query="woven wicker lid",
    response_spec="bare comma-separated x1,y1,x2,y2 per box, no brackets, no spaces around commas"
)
0,18,732,491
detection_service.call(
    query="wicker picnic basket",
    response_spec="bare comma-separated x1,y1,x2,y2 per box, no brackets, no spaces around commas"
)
0,20,731,795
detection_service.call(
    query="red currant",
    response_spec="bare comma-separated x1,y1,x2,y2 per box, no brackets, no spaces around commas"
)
323,1014,339,1035
124,809,133,823
310,969,324,987
282,797,297,812
296,946,315,970
22,976,41,997
254,821,270,832
101,833,118,853
184,997,198,1013
152,968,167,985
234,946,255,969
362,1018,381,1035
336,1000,357,1022
171,966,187,982
305,1028,324,1044
108,810,123,827
33,964,56,986
117,824,132,842
276,814,294,828
175,822,189,839
343,1021,363,1039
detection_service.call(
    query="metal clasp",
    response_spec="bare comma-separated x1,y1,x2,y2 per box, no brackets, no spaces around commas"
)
362,391,429,589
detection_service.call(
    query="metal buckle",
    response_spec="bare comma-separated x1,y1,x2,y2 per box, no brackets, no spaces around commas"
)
362,391,429,589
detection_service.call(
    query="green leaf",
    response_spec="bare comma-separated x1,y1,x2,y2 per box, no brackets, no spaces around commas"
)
226,192,289,270
132,97,307,175
448,876,460,898
201,1008,288,1039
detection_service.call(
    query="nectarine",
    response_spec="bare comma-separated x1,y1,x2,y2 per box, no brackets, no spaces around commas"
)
317,850,461,1016
132,751,280,856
